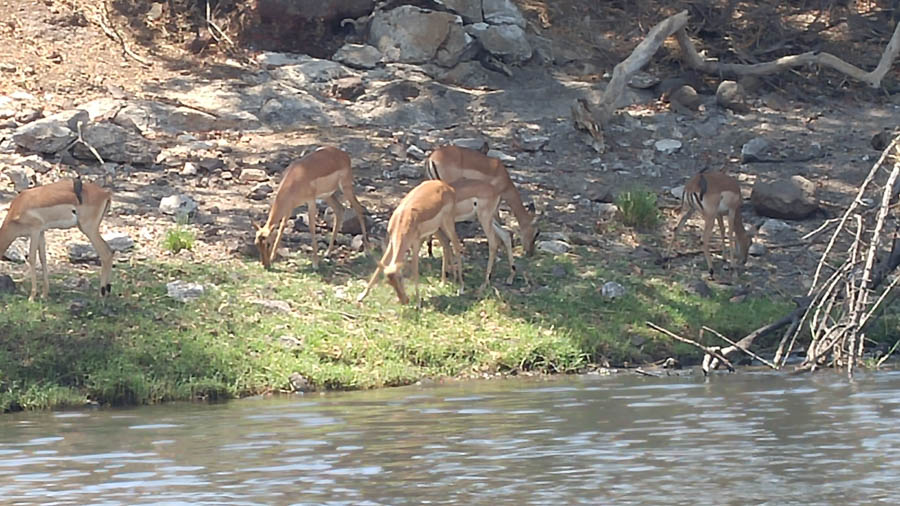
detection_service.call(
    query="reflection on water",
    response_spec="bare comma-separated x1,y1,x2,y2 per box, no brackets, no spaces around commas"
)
2,370,900,504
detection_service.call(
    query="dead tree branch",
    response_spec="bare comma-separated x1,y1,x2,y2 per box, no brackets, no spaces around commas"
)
674,20,900,88
646,321,735,374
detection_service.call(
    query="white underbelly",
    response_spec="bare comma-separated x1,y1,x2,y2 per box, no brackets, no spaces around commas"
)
28,205,78,230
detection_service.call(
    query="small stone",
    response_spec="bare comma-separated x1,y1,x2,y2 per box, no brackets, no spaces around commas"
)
758,218,790,236
2,238,27,263
68,243,98,263
247,182,273,200
0,274,15,294
627,71,660,89
69,299,87,316
289,372,312,392
654,139,682,154
15,108,43,124
396,164,421,179
486,149,515,163
687,280,713,298
350,234,366,252
106,233,135,252
748,243,767,257
551,264,567,278
741,137,770,163
716,80,750,113
198,157,224,171
239,168,269,182
166,280,204,302
451,137,489,152
406,144,426,160
181,162,198,176
159,194,198,216
0,108,15,120
4,167,30,191
601,281,626,298
277,335,304,349
593,202,618,219
520,133,550,152
252,298,292,314
537,239,570,254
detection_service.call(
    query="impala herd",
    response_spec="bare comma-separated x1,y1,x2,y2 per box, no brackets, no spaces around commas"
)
0,144,753,305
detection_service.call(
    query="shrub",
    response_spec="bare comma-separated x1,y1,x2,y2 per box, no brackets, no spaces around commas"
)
163,216,195,253
615,188,660,230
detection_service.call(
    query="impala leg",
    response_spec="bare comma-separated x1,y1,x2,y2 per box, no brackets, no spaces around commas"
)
717,214,730,266
411,238,424,306
27,232,39,301
477,211,498,292
307,200,319,268
433,228,453,283
492,221,516,285
341,178,370,248
667,207,694,261
324,195,343,258
702,216,717,276
443,216,464,295
79,224,113,297
38,232,49,298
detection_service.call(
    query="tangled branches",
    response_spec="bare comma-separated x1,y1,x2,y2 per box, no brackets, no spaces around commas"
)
776,134,900,377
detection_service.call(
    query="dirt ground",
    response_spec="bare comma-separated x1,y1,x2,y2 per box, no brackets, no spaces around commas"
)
2,0,900,299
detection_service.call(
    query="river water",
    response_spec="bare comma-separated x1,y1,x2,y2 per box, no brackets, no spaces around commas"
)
1,370,899,505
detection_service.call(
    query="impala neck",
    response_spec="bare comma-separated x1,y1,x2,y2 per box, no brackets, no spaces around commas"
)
0,221,16,260
263,193,291,233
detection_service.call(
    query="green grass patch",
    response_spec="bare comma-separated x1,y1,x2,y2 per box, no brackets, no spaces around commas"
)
162,216,196,253
616,187,661,230
0,241,797,412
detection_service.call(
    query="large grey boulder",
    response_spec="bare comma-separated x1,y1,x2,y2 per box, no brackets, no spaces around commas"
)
73,122,161,165
12,110,88,153
483,0,526,28
440,0,483,23
466,22,532,64
751,175,819,220
332,44,383,69
114,100,226,134
270,60,355,89
369,6,473,68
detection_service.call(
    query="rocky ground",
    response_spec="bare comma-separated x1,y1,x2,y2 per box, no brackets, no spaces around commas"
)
2,0,899,301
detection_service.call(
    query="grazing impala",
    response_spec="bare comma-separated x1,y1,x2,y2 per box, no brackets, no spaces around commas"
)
0,178,114,300
357,180,464,305
425,145,539,263
254,146,369,269
668,171,752,275
434,178,515,290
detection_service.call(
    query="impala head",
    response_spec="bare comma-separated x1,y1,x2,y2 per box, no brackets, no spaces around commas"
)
522,202,540,256
384,265,409,305
253,219,283,270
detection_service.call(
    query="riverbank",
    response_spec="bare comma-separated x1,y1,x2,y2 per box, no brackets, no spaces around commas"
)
0,243,794,412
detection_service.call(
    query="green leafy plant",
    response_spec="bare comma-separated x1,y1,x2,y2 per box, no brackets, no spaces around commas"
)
163,216,195,254
615,188,661,230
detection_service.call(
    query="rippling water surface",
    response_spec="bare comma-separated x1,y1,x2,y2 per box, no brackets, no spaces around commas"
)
2,370,900,504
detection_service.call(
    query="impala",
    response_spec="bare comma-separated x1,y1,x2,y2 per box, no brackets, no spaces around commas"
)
434,178,515,289
254,146,369,269
357,180,463,305
0,178,114,300
425,145,539,267
668,171,752,275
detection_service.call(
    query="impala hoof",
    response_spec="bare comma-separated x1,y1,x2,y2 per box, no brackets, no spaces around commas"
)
100,283,112,296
